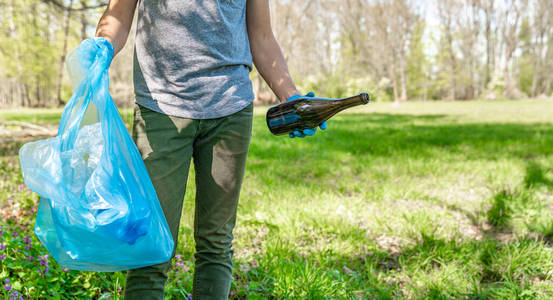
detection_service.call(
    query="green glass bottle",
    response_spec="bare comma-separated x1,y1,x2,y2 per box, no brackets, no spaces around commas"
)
266,93,370,135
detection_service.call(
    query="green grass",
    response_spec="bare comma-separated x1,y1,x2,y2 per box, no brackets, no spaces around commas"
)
0,108,64,124
2,100,553,299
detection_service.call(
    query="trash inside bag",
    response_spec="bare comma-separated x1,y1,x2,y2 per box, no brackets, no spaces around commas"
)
19,38,174,272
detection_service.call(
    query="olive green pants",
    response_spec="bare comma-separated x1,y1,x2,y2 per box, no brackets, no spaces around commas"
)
124,103,253,299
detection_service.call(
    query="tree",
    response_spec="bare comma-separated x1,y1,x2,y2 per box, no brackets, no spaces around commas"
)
481,0,497,87
1,0,551,107
498,0,528,98
527,0,553,97
437,0,460,100
456,0,482,99
406,21,431,101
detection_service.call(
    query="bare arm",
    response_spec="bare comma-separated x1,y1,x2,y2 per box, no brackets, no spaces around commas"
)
246,0,299,103
95,0,138,56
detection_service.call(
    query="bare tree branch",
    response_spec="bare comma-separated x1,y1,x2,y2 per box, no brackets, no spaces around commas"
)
41,0,107,11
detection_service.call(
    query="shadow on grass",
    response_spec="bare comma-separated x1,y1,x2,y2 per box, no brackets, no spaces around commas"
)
389,233,552,299
483,159,553,237
249,113,553,192
445,160,551,242
529,221,553,245
252,113,553,160
524,162,553,188
486,190,518,230
241,230,553,299
5,113,553,160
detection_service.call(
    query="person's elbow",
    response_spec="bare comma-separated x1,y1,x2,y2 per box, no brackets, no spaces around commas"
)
248,28,276,60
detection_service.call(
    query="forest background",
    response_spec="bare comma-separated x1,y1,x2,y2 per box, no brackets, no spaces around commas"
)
1,0,552,108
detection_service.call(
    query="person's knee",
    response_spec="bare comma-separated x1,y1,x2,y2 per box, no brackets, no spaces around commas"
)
194,232,234,257
126,261,172,283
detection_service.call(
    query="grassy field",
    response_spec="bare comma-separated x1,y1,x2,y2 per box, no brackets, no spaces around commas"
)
1,100,553,299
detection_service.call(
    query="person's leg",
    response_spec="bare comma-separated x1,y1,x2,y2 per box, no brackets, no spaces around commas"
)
124,104,198,299
191,104,253,299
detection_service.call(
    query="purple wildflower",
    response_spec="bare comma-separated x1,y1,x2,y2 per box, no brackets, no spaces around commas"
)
11,232,18,237
23,237,31,244
25,245,31,251
187,294,192,300
17,184,25,191
0,254,6,260
3,279,11,291
175,254,181,260
9,291,18,299
62,267,69,273
25,256,34,261
7,199,13,205
39,254,49,266
0,243,6,250
44,266,49,273
176,262,183,266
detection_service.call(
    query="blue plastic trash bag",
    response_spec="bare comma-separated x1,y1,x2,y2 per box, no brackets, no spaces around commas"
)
18,38,174,272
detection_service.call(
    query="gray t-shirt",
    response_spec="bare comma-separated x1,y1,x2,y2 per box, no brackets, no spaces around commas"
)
133,0,254,119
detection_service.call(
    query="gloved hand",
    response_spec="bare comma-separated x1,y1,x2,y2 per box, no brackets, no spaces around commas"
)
286,92,328,138
66,37,114,90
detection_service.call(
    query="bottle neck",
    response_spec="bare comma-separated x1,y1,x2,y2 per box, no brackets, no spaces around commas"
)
339,93,370,105
330,93,370,111
301,93,369,103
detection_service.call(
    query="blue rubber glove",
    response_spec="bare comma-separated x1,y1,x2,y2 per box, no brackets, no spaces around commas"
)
286,92,328,138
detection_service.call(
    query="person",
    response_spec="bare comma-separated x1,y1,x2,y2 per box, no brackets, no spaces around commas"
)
94,0,327,298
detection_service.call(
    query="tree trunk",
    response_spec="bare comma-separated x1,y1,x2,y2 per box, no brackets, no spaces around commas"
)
446,26,456,99
56,0,74,106
23,83,30,107
503,48,515,97
81,0,88,40
500,1,526,98
531,60,539,97
449,48,457,100
9,0,23,106
392,73,399,104
484,1,494,86
399,55,408,101
32,2,41,107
